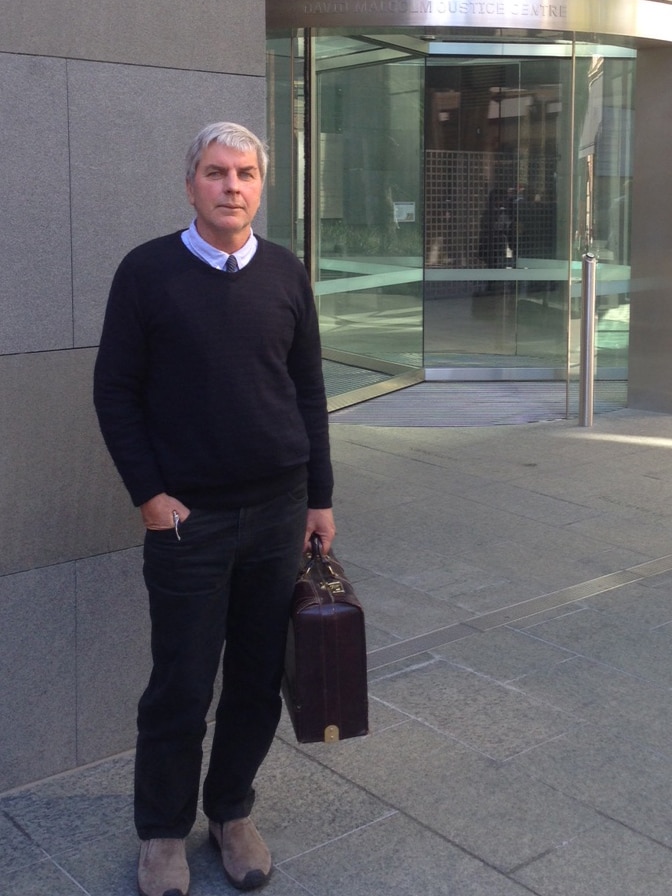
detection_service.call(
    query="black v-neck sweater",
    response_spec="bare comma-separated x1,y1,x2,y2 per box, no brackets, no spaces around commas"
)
94,232,333,510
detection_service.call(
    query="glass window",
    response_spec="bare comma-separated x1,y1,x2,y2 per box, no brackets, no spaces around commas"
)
424,55,573,370
573,53,635,388
267,31,635,409
314,38,425,380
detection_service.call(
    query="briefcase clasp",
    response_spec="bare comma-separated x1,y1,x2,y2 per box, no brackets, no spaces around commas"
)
324,578,345,596
324,725,340,743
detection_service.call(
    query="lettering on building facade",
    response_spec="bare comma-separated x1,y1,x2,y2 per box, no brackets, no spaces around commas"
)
268,1,665,42
266,2,672,76
307,3,567,13
285,1,570,22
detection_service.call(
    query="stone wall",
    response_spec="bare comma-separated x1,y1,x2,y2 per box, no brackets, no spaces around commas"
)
0,0,267,791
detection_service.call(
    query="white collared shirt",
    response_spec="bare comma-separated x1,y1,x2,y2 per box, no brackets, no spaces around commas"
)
181,220,257,270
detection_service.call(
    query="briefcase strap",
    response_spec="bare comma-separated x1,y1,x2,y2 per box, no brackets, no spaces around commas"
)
303,534,340,581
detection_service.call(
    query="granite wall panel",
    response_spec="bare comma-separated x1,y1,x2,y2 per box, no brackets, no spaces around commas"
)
628,47,672,412
75,548,149,765
1,0,266,76
0,349,142,578
1,0,267,789
67,61,267,347
0,564,77,791
0,54,73,355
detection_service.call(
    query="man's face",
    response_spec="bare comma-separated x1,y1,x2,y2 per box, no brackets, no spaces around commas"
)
186,141,263,252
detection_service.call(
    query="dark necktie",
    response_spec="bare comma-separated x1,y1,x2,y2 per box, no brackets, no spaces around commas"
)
225,255,238,272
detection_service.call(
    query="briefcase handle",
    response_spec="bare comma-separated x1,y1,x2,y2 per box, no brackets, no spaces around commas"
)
305,533,341,582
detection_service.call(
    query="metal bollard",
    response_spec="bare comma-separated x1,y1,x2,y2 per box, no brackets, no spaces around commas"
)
578,253,597,427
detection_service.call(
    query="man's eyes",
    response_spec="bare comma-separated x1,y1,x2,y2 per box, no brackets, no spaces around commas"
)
204,169,255,179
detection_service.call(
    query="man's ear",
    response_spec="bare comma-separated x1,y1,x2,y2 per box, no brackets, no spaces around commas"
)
186,178,195,206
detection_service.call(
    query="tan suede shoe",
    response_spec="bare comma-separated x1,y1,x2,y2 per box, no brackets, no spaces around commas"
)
209,818,272,891
137,837,189,896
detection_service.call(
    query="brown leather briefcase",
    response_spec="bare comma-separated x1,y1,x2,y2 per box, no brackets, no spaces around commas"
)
282,536,369,743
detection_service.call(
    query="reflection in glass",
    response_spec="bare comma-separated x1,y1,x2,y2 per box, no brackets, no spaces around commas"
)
573,53,634,385
424,56,572,368
424,49,633,376
267,31,635,404
315,46,425,374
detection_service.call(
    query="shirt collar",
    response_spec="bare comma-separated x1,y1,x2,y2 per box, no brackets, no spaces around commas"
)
181,220,257,270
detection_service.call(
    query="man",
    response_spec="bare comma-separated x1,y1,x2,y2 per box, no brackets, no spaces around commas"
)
94,122,335,896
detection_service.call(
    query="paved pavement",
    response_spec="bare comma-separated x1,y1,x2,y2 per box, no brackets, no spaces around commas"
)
4,405,672,894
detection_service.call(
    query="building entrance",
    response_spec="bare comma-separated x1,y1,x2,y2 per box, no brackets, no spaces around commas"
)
267,32,635,410
424,48,633,384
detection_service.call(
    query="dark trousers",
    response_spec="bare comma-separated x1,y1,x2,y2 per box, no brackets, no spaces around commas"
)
134,485,307,840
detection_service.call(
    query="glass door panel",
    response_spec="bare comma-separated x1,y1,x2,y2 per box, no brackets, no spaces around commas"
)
314,38,425,376
267,33,635,409
572,51,635,397
267,35,300,255
424,44,634,387
424,55,573,372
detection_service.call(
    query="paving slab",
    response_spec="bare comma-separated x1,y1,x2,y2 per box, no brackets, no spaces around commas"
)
279,812,534,896
507,724,672,849
289,719,601,873
523,606,672,687
431,626,574,683
512,817,672,896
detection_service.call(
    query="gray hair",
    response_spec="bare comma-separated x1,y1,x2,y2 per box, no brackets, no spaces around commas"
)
185,122,269,183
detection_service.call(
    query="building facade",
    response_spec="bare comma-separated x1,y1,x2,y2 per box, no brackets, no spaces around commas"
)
2,0,672,791
0,0,267,791
266,0,672,414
